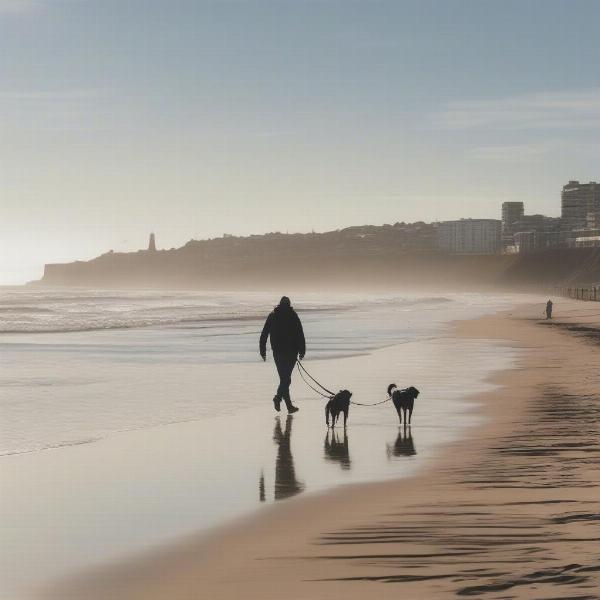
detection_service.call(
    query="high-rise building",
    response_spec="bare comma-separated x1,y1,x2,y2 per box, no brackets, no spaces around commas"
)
437,219,501,254
587,211,600,229
561,181,600,230
148,233,156,252
501,201,524,250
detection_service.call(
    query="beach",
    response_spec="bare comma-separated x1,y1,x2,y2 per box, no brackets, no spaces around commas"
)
0,290,520,598
1,291,598,599
36,298,600,600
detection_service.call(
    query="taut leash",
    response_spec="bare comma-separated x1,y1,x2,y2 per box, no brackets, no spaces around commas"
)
296,361,332,399
296,359,335,397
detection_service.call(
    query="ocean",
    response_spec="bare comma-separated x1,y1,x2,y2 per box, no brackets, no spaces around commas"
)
0,288,525,598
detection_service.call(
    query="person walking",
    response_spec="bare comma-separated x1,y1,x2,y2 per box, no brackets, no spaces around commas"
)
546,299,553,319
260,296,305,413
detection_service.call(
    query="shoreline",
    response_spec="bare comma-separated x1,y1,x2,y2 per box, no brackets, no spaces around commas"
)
39,299,600,599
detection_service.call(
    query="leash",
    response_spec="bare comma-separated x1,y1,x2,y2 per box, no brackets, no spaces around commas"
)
296,362,332,399
296,360,335,397
349,397,392,407
296,359,393,406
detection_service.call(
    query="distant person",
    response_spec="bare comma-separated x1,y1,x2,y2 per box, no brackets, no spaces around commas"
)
260,296,305,413
546,299,553,319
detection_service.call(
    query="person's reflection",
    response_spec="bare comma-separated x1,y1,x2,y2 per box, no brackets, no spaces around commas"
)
273,415,304,500
259,470,266,503
387,425,417,458
324,428,351,470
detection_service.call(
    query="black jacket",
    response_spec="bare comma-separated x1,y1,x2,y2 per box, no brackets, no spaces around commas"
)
260,305,306,357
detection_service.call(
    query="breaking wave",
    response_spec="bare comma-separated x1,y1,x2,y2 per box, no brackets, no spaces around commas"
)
0,289,451,334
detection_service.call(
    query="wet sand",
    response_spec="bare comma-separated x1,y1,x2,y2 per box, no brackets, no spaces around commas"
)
41,299,600,600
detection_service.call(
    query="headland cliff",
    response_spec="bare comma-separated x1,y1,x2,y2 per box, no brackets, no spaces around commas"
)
37,225,600,291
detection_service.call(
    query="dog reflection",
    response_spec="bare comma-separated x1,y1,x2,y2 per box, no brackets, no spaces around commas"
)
387,425,417,458
324,428,351,470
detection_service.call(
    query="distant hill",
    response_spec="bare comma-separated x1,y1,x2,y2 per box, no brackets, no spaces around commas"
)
36,224,600,291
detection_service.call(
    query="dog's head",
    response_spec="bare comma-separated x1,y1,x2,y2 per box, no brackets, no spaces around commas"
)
407,386,420,399
387,383,397,397
336,389,352,402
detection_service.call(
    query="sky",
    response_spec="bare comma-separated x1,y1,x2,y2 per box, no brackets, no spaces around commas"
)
1,0,599,284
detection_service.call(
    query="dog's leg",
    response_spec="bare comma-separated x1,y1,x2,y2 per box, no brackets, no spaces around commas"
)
343,407,348,428
408,407,413,424
325,405,330,427
394,402,402,424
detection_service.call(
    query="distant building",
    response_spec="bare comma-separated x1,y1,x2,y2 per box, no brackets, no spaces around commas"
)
148,233,156,252
510,215,563,252
567,225,600,248
561,181,600,231
572,230,600,248
501,202,524,250
437,219,501,254
587,211,600,229
513,231,536,254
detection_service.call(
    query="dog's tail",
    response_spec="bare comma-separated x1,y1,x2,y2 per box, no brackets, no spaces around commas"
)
387,383,397,397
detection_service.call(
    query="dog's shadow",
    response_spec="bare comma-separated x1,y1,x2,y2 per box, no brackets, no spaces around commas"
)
324,428,351,470
387,425,417,458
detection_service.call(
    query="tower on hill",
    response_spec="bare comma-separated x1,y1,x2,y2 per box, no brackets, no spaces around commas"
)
148,233,156,252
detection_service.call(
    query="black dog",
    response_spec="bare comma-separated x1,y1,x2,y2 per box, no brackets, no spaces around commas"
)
387,384,420,425
325,390,352,428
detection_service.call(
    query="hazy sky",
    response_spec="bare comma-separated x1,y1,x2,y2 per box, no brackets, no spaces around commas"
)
1,0,599,284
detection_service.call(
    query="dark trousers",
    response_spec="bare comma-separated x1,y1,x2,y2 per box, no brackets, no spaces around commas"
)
273,352,297,402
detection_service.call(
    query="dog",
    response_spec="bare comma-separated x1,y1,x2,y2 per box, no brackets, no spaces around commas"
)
325,390,352,428
387,384,420,425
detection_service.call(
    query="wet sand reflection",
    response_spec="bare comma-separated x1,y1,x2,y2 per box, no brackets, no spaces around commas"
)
387,425,417,458
264,415,305,501
324,429,351,470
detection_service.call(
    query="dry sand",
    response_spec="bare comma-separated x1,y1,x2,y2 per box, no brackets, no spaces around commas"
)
43,299,600,600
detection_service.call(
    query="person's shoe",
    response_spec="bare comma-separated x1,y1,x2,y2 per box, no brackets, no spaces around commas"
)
287,405,299,414
273,396,281,412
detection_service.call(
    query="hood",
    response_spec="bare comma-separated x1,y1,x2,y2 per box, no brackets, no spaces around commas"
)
274,304,294,313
